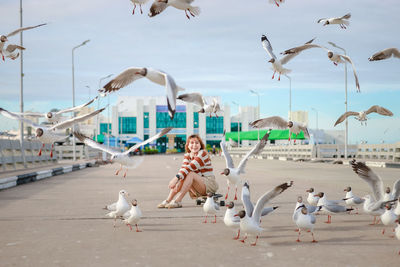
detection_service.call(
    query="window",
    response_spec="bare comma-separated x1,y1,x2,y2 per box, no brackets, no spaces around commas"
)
119,117,136,134
206,116,224,134
100,123,111,135
143,112,149,128
156,112,186,128
193,112,199,128
231,122,242,132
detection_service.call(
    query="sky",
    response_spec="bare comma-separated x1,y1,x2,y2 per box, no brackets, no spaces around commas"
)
0,0,399,144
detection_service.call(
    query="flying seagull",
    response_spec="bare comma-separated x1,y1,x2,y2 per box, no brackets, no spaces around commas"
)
334,105,393,126
130,0,150,15
368,48,400,61
317,13,351,29
177,93,222,117
148,0,200,20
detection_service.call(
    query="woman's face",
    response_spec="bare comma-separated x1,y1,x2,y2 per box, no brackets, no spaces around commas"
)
188,138,201,153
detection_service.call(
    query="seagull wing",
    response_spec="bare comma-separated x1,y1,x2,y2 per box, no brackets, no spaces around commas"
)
261,35,277,60
49,107,105,130
341,55,360,92
334,111,359,126
365,105,393,116
6,23,47,37
281,43,329,55
350,160,384,202
5,44,25,52
0,108,41,128
56,96,98,115
299,125,310,138
391,179,400,201
124,127,173,154
148,0,168,17
163,73,178,120
339,13,351,20
177,93,205,107
253,181,293,223
237,131,270,173
249,116,287,129
73,131,118,155
101,67,145,93
241,184,254,217
317,18,327,23
220,131,234,169
13,111,44,118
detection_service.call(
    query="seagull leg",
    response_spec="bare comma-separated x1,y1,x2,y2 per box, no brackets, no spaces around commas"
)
369,216,377,225
382,228,385,235
333,62,338,66
250,235,259,246
325,215,331,224
271,71,275,79
135,224,142,232
278,73,281,81
212,215,217,223
225,186,230,200
189,9,195,17
1,52,4,61
215,113,219,118
123,169,127,178
294,228,299,232
233,229,240,240
240,234,247,243
128,224,132,231
132,4,136,15
115,165,122,175
203,215,208,223
311,232,318,243
38,143,45,156
234,186,238,201
274,0,280,7
50,144,54,158
113,218,117,228
185,10,191,20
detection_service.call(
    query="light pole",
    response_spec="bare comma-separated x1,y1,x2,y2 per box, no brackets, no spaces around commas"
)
232,101,240,147
250,89,260,141
72,39,90,161
328,42,348,159
117,100,124,150
19,0,26,167
285,75,292,120
311,108,318,130
96,74,113,142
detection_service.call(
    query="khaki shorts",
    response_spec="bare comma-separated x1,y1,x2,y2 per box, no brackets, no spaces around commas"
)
189,175,219,199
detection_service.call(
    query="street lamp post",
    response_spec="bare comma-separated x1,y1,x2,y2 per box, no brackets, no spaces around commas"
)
19,0,26,167
232,101,240,147
97,74,113,142
311,108,318,130
117,100,124,150
72,39,90,161
250,89,260,141
285,75,292,120
328,42,348,159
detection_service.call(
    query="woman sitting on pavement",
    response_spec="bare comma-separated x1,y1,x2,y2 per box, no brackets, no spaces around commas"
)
158,134,219,209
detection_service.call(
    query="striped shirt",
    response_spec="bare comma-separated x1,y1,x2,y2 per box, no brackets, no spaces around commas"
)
178,150,214,179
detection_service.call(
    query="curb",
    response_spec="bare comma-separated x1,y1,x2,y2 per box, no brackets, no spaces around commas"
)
0,161,96,191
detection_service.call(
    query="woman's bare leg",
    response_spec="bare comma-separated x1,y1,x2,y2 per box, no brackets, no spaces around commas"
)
174,172,206,202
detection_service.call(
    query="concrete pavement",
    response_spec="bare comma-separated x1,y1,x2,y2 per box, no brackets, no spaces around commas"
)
0,154,399,266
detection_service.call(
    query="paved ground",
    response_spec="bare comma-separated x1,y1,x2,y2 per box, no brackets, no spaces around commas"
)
0,154,399,266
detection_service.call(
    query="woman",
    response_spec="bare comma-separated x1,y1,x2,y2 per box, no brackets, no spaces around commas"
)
158,134,219,209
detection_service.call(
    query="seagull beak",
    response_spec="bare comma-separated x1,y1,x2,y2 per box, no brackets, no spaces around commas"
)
314,194,319,197
268,59,273,63
220,171,225,175
234,214,239,217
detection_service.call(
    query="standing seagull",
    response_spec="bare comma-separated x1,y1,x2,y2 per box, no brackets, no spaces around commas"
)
235,181,293,246
334,105,393,126
177,93,222,117
130,0,149,14
343,186,364,214
368,48,400,61
306,188,320,206
203,193,220,223
148,0,201,20
0,107,105,157
220,130,271,200
261,35,315,81
249,116,310,142
123,199,143,232
224,202,241,239
106,190,131,227
317,13,351,29
0,23,46,61
99,67,184,119
74,127,172,178
293,206,318,243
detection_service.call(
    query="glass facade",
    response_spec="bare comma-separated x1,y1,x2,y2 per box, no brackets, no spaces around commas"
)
100,123,111,135
175,135,187,153
230,122,242,132
143,112,149,128
206,116,224,134
119,117,137,134
193,112,199,128
156,112,186,128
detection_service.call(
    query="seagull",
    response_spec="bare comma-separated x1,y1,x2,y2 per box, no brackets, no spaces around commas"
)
343,186,365,214
224,202,241,239
220,130,271,200
293,205,318,243
203,192,220,223
99,67,184,119
306,188,320,206
0,23,46,61
14,96,98,125
0,107,105,157
106,190,131,227
317,13,351,29
74,127,172,178
334,105,393,126
241,182,279,219
123,199,143,232
281,42,360,92
235,181,293,246
177,93,222,118
383,187,395,202
261,35,315,81
268,0,285,7
148,0,201,20
369,48,400,61
380,203,397,236
395,217,400,254
350,160,400,225
1,44,25,60
315,192,349,224
130,0,150,14
293,196,318,226
394,199,400,216
249,116,310,142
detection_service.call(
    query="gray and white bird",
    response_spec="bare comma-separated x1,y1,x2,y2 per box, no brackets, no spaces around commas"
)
334,105,393,126
220,130,271,200
203,192,220,223
261,35,315,81
241,182,279,219
293,205,318,243
123,199,143,232
177,93,222,117
148,0,201,20
249,116,310,142
235,181,293,246
0,23,46,61
106,190,131,227
317,13,351,29
315,192,350,224
343,186,364,213
380,203,397,236
368,48,400,61
74,127,172,178
306,188,320,206
293,196,318,224
1,44,25,60
0,107,104,157
130,0,150,14
14,96,98,125
224,201,241,239
99,67,185,119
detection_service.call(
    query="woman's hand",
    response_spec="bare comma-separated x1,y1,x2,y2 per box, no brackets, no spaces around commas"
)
168,177,179,190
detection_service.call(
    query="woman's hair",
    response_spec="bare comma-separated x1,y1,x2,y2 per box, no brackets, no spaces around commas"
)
185,134,205,153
